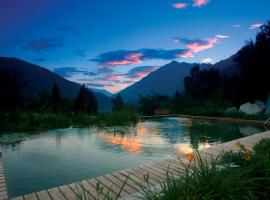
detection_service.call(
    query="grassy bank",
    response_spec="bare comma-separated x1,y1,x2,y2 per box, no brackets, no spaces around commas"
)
74,138,270,200
0,110,139,133
141,139,270,200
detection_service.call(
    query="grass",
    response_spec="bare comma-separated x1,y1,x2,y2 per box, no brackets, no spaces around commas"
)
0,110,139,133
74,175,129,200
141,138,270,200
0,112,92,133
73,138,270,200
93,110,139,127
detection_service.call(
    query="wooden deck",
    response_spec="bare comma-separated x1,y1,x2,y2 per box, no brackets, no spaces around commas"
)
7,131,270,200
0,149,8,200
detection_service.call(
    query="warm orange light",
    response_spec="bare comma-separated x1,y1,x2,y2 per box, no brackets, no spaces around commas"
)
101,134,142,153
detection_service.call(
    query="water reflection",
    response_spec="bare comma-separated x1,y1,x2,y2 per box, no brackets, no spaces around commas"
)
0,117,266,198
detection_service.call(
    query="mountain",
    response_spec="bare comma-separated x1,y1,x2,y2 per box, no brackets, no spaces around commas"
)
0,57,112,112
90,88,113,97
118,61,211,102
118,57,239,102
213,55,240,76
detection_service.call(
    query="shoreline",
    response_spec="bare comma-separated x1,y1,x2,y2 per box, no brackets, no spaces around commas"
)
140,114,270,127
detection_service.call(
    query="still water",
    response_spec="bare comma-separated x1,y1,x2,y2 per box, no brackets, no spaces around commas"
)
0,117,265,198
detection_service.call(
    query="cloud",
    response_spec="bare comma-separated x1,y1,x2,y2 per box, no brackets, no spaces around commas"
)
193,0,209,7
53,67,96,78
233,24,242,28
174,35,229,53
97,67,114,74
249,23,263,29
201,58,214,63
91,48,188,66
23,37,64,52
172,3,189,9
124,66,159,79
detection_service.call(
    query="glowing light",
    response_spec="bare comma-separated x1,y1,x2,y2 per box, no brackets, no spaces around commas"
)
172,3,188,9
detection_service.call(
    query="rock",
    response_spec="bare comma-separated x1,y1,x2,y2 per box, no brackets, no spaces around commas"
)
255,100,265,110
239,102,263,115
224,107,238,115
265,93,270,116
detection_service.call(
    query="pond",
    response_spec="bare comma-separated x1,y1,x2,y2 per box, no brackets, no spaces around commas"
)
0,117,265,198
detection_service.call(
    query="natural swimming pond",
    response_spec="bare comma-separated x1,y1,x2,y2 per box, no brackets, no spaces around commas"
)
0,117,266,198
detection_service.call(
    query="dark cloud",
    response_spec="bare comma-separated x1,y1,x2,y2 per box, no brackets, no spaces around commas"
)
90,48,187,66
97,67,114,74
53,67,96,78
23,37,64,52
124,66,159,79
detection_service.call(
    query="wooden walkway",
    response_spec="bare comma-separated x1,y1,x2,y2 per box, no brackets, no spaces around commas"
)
0,149,8,200
8,131,270,200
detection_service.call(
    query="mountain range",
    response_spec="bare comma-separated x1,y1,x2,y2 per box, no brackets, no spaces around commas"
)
118,56,239,102
0,57,112,112
0,55,239,109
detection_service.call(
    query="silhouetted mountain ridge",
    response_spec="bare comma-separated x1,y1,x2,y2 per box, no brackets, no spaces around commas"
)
118,56,240,102
0,57,112,112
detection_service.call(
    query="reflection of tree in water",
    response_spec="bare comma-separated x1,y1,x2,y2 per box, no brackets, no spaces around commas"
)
186,120,245,149
0,133,29,150
152,118,186,144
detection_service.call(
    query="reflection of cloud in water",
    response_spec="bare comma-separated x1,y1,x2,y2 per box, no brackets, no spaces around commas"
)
174,141,211,156
100,133,142,153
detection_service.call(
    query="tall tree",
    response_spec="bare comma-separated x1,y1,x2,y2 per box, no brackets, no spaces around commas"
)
235,20,270,102
184,65,222,101
112,94,123,111
74,85,97,114
50,83,62,113
0,68,26,111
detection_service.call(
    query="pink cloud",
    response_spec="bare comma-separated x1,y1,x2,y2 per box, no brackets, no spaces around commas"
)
193,0,209,7
175,35,229,56
133,66,159,79
177,50,194,58
172,3,189,9
249,24,263,30
103,53,143,66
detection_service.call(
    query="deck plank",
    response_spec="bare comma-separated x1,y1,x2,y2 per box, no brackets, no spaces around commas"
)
35,190,52,200
58,185,76,200
47,188,66,200
24,193,38,200
103,174,136,194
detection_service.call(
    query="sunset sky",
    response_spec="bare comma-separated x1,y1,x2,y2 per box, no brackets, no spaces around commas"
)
0,0,269,93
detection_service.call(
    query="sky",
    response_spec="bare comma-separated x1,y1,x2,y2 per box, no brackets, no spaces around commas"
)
0,0,269,93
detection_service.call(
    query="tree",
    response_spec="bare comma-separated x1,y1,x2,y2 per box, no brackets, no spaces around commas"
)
184,65,222,101
74,85,97,114
235,20,270,102
0,68,26,111
112,94,123,111
50,83,62,113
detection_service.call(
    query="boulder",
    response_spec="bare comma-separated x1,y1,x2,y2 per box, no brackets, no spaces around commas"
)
255,100,265,110
239,102,263,115
224,107,238,115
